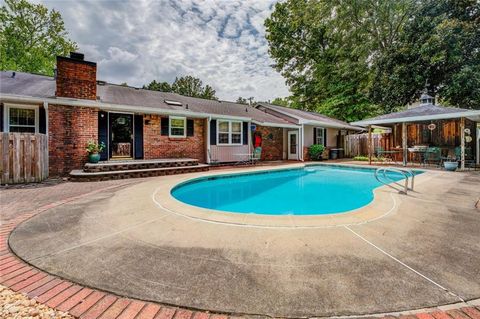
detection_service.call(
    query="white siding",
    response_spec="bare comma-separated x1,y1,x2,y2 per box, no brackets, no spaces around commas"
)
210,145,250,162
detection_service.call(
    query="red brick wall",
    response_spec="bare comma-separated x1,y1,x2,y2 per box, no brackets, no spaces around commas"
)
255,125,283,161
48,105,98,176
143,115,206,162
56,57,97,100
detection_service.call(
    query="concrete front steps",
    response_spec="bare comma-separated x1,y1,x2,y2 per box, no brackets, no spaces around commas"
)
69,158,209,182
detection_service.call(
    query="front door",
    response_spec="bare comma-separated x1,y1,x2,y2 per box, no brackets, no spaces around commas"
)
109,113,133,159
288,131,299,160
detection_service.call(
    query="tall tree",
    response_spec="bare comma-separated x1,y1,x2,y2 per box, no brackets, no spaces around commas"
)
271,97,290,107
0,0,77,75
171,76,218,100
371,0,480,110
143,80,171,92
236,97,248,104
264,0,416,121
143,76,217,100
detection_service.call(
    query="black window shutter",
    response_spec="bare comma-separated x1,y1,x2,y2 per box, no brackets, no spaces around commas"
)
161,117,169,136
0,104,3,132
313,128,317,144
187,119,194,137
98,111,108,160
210,119,217,145
134,114,144,159
39,106,46,134
324,128,327,146
242,122,248,145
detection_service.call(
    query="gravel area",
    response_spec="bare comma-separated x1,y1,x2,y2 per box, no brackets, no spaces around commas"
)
0,285,73,318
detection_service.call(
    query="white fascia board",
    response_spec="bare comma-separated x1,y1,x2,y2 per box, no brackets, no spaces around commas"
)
351,110,480,126
0,94,251,121
301,120,363,131
251,120,300,129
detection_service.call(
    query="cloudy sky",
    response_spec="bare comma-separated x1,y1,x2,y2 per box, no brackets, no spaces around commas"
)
36,0,289,102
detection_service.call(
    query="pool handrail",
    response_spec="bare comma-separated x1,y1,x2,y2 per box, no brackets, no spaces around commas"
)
374,167,414,194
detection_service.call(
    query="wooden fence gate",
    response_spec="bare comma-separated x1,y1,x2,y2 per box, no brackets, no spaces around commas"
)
344,133,392,157
1,133,49,184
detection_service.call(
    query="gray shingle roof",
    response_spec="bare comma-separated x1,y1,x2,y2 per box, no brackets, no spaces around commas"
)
351,103,480,126
256,102,360,130
1,71,55,98
0,71,293,126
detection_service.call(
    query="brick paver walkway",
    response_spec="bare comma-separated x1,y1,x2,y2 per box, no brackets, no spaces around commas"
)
1,179,479,319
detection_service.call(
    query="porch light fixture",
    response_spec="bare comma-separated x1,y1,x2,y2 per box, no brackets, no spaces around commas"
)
427,123,436,131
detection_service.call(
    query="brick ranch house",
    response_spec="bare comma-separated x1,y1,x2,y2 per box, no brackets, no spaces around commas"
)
0,52,358,177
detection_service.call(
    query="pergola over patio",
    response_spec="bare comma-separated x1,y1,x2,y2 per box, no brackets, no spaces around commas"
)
351,94,480,169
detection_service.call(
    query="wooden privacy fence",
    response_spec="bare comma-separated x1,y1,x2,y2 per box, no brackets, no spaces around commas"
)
1,133,48,184
344,133,392,157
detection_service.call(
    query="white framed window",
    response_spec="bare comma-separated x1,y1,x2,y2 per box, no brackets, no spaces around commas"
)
169,116,186,137
4,104,39,133
217,120,243,145
315,127,325,145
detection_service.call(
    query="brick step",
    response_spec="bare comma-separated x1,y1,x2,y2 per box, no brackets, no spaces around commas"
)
83,158,199,173
70,164,209,182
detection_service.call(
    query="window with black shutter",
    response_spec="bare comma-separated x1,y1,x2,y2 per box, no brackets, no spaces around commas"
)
187,119,194,136
161,117,169,136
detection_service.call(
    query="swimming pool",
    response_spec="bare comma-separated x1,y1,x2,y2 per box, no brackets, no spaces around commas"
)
171,165,416,215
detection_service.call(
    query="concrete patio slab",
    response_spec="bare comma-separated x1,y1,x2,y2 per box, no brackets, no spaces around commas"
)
8,165,480,317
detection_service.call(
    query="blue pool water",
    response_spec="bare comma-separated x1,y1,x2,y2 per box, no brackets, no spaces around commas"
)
171,165,415,215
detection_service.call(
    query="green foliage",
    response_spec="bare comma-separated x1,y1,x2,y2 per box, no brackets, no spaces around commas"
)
143,80,171,92
172,76,217,100
371,0,480,110
85,140,105,154
353,155,385,162
308,144,325,160
236,97,248,104
144,76,217,100
265,0,480,120
0,0,77,76
271,97,290,107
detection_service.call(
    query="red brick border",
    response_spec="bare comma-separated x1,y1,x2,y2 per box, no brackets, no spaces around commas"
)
1,184,480,319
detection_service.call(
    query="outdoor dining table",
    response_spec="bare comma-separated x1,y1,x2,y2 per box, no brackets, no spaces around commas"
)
408,149,429,166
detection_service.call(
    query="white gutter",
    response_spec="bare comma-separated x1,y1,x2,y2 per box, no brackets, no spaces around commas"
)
300,120,362,131
0,94,251,121
351,110,480,126
251,120,299,129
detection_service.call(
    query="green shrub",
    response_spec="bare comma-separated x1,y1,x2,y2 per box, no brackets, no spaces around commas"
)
308,144,325,160
353,155,385,162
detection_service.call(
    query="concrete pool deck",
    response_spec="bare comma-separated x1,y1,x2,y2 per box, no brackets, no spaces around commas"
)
4,164,480,318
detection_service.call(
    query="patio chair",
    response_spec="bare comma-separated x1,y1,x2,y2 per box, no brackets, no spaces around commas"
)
425,147,441,167
375,147,384,157
251,147,262,165
454,146,476,169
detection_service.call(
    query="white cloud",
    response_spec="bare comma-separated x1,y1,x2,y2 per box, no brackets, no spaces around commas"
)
39,0,289,101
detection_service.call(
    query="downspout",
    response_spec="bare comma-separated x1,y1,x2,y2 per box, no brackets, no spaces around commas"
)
43,101,49,177
300,124,304,161
206,116,211,164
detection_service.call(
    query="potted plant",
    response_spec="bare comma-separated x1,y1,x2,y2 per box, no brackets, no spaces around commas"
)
444,160,458,171
86,140,105,163
308,144,325,161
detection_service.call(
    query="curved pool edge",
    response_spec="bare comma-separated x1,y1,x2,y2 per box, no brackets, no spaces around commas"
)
154,163,433,228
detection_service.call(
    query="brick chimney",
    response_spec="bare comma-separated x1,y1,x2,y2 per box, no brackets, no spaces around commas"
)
56,52,97,100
